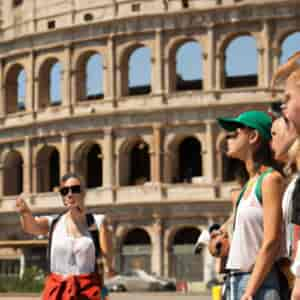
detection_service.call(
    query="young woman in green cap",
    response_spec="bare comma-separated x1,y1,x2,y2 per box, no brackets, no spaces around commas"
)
217,110,284,300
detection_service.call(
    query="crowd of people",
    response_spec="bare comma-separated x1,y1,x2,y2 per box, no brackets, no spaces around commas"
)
207,51,300,300
13,51,300,300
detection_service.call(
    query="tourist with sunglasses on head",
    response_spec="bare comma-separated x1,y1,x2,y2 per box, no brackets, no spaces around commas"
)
217,110,284,300
16,172,115,300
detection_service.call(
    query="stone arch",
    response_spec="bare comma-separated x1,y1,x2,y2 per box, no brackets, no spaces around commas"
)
75,50,104,102
120,227,152,273
168,226,202,281
118,137,150,186
165,135,203,183
36,145,60,193
168,38,203,92
3,150,23,196
38,57,62,108
279,31,300,64
219,32,258,89
74,141,103,188
4,63,26,114
120,43,152,96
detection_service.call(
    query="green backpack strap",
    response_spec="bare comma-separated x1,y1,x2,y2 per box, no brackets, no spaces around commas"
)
254,167,273,204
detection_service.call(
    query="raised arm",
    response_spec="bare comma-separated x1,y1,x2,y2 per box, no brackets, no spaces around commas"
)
99,217,116,278
16,195,49,236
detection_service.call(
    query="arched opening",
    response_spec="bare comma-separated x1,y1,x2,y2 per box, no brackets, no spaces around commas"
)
39,58,62,108
129,141,150,185
76,52,104,101
280,32,300,64
36,146,60,193
171,227,202,281
128,46,151,96
121,228,151,273
178,137,202,183
224,35,258,88
49,62,62,105
3,151,23,196
5,65,26,114
176,41,203,91
75,143,102,188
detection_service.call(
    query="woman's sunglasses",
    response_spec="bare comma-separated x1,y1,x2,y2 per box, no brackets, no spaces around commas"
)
60,185,81,196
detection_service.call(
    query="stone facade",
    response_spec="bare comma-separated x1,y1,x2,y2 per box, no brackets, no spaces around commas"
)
0,0,298,284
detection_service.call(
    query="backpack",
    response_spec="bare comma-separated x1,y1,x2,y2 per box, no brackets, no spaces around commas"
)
47,212,102,274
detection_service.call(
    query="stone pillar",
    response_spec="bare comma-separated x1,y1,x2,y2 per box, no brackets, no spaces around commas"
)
0,162,4,197
153,29,164,95
103,128,115,187
215,53,223,90
26,51,35,113
152,124,162,183
63,44,72,107
257,47,265,88
262,21,272,88
106,35,116,103
23,136,32,193
60,132,69,176
152,217,164,276
272,47,281,82
0,59,5,117
205,120,216,181
206,26,215,91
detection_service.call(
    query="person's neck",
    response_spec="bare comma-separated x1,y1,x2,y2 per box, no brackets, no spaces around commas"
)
67,209,85,224
245,158,257,178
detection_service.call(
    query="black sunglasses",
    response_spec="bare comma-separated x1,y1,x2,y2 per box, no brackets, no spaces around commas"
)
60,185,81,196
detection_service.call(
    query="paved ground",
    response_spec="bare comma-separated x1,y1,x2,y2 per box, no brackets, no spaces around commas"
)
0,292,211,300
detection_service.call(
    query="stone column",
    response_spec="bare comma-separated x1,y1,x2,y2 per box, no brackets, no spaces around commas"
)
23,136,32,193
205,120,216,181
206,26,216,91
63,44,72,107
26,51,35,113
272,47,281,81
152,217,164,276
154,29,164,95
103,128,115,187
0,59,5,117
152,124,162,183
215,53,223,90
0,162,4,197
106,35,116,103
60,132,69,176
262,21,272,88
257,47,265,88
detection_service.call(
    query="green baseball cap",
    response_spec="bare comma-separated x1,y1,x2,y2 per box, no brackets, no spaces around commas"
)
217,110,272,141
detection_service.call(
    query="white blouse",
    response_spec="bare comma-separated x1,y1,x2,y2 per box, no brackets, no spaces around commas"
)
45,214,105,276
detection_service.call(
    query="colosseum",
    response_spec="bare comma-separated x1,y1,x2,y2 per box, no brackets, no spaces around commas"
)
0,0,298,287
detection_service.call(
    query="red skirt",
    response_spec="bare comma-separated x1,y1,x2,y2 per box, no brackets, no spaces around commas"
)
42,272,102,300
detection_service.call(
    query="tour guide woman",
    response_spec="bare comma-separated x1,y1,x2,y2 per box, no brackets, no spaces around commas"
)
217,111,284,300
16,173,115,300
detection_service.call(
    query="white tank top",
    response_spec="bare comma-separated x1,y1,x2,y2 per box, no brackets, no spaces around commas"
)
226,179,264,272
45,214,105,276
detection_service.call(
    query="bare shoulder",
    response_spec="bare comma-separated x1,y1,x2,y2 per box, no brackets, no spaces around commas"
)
263,170,284,186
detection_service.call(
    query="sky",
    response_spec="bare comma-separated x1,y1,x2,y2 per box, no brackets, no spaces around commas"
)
17,32,300,105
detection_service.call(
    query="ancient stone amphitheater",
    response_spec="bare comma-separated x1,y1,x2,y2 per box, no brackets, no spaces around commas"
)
0,0,298,285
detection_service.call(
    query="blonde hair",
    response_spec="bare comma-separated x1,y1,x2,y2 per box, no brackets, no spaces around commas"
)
285,137,300,175
271,51,300,89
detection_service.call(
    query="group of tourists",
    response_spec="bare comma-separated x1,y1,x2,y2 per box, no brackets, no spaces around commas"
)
13,51,300,300
207,51,300,300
